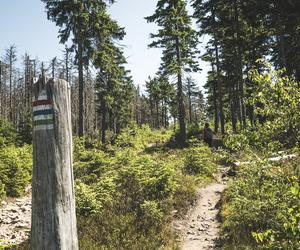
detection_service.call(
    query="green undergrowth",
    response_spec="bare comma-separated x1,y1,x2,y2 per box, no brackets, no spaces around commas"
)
0,119,32,201
221,153,300,250
0,120,219,249
220,69,300,249
74,125,218,249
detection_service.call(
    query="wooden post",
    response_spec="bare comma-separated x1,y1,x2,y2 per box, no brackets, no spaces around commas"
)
31,77,78,250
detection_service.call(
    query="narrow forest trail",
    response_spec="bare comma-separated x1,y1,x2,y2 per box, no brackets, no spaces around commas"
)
173,171,228,250
0,194,31,246
173,152,298,250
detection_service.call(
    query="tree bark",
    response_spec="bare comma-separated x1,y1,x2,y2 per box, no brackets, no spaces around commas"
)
233,0,246,128
188,87,193,124
78,41,84,136
212,8,225,134
156,100,159,128
211,64,219,133
101,98,106,144
230,84,237,133
31,77,78,250
175,36,186,144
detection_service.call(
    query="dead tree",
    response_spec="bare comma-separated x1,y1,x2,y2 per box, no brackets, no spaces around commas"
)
31,77,78,250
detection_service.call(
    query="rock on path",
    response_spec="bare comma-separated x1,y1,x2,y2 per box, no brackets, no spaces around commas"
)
174,182,226,250
0,195,31,246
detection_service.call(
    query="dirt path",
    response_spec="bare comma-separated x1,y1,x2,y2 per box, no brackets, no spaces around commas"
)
174,177,227,250
0,195,31,246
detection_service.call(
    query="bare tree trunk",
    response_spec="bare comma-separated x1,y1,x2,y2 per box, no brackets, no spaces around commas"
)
188,89,193,124
150,98,154,128
211,63,219,133
156,100,159,128
230,84,237,133
78,41,84,136
175,36,186,144
212,8,225,134
31,77,78,250
101,97,106,144
233,0,246,128
65,48,70,83
51,57,57,78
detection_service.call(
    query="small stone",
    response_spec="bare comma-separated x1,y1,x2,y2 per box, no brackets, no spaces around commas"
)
16,223,29,229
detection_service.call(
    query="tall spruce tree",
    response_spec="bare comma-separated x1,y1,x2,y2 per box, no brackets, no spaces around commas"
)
41,0,115,136
93,21,133,142
184,76,198,124
146,0,200,144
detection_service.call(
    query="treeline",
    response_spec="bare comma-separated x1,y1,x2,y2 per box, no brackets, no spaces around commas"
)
193,0,300,134
1,0,299,145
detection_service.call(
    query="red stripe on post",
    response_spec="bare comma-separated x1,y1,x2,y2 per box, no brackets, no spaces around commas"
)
32,99,52,107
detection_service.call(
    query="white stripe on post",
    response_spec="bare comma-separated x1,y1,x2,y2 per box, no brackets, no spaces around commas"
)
33,114,53,121
33,124,54,131
33,104,53,112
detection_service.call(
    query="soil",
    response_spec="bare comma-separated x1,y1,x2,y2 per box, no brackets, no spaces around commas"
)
173,171,228,250
0,195,31,247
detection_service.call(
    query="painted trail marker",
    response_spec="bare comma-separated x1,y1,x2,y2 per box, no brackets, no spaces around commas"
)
31,78,78,250
32,92,54,131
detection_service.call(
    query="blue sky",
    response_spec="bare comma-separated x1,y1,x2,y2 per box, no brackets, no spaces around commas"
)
0,0,209,90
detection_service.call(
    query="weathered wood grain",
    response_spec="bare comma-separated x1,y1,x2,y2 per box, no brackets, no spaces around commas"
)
31,77,78,250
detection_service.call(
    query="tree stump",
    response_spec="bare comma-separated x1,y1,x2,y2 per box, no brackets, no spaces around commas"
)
31,78,78,250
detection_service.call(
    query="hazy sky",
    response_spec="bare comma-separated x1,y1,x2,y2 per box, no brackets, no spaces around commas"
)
0,0,209,89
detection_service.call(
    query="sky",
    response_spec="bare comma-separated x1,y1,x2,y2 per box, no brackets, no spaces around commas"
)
0,0,209,90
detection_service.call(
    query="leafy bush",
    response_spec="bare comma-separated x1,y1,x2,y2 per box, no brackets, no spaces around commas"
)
183,142,217,177
248,65,300,149
0,145,32,198
115,123,172,150
0,119,17,147
186,123,202,139
75,149,177,249
72,127,216,249
221,155,300,249
0,181,5,201
173,174,197,215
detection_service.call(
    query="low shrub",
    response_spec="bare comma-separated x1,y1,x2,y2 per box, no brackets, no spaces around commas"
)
183,142,217,177
221,155,300,249
0,145,32,198
73,128,215,249
0,119,18,147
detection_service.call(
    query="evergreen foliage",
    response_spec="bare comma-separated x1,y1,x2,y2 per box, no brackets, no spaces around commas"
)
146,0,200,144
73,125,218,249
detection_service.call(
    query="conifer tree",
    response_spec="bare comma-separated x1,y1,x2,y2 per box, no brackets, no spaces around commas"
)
93,23,133,142
41,0,115,136
146,0,200,144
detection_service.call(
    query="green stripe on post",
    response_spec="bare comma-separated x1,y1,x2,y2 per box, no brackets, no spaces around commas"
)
34,119,54,126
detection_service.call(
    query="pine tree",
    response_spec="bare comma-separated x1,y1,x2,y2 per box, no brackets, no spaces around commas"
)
41,0,116,136
93,26,133,142
146,0,200,144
